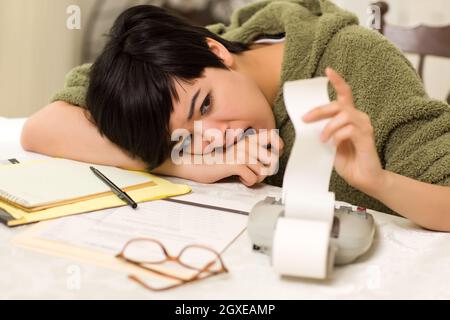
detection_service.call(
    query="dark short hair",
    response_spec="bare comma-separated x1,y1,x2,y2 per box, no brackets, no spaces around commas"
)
86,5,250,170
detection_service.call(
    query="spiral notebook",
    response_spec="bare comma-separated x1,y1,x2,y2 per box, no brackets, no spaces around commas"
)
0,158,156,212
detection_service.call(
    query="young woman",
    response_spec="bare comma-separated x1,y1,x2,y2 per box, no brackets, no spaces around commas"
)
21,1,450,231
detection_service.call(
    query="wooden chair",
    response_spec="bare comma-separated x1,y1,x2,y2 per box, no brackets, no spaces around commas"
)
372,1,450,104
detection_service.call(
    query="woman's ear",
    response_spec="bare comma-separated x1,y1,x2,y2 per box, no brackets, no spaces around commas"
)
206,37,235,68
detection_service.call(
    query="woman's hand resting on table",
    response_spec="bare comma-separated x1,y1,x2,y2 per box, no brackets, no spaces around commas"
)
154,131,283,187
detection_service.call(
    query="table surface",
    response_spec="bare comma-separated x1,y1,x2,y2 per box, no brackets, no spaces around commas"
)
1,117,450,300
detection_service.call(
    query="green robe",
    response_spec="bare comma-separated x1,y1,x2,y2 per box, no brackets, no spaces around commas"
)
51,0,450,215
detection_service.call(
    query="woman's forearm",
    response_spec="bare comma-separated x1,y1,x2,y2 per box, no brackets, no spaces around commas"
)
21,101,148,171
366,171,450,231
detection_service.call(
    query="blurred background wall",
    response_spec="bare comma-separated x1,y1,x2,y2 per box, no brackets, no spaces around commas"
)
0,0,449,118
0,0,86,118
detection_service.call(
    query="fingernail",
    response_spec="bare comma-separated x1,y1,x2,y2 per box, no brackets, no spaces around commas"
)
181,135,191,149
244,128,256,137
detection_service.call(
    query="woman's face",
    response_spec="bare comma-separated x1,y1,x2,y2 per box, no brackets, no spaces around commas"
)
169,66,276,153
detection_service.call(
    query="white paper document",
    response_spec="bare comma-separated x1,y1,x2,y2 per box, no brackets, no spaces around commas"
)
14,199,248,282
37,199,247,255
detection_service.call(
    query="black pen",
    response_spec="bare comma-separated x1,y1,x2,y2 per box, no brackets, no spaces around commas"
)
90,166,138,209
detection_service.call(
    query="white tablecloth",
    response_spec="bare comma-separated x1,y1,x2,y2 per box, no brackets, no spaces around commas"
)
1,117,450,299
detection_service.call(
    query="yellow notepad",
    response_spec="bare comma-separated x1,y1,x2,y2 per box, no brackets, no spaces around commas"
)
0,159,191,227
0,158,156,211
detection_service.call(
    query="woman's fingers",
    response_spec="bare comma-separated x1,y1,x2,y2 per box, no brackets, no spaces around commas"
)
267,129,284,155
225,130,285,186
320,109,370,143
320,111,353,142
325,67,353,105
235,165,260,186
303,68,354,123
234,152,271,186
253,148,279,176
331,122,371,150
251,130,284,156
235,131,282,166
299,68,374,148
331,124,357,147
302,102,340,123
246,162,267,183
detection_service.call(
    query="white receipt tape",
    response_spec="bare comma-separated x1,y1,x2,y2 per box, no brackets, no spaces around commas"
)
272,218,335,279
282,76,336,219
272,77,337,279
284,192,335,221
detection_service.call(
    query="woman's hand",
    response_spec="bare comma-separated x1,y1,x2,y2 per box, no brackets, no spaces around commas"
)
155,131,283,187
299,68,450,232
302,67,386,194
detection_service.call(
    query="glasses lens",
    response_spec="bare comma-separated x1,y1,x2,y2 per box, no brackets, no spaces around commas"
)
179,246,223,272
122,239,166,263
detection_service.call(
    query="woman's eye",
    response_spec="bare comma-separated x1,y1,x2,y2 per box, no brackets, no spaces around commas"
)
200,94,213,116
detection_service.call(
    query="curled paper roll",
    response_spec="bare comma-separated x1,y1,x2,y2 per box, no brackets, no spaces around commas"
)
272,217,334,279
284,191,335,222
282,77,336,223
272,77,338,279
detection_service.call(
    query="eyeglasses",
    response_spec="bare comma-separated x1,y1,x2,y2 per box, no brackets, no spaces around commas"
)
116,238,229,291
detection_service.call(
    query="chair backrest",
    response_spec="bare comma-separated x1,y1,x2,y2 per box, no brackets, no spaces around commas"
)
372,1,450,104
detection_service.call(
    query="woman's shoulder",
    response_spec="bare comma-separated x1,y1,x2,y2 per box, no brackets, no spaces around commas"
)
50,63,92,107
64,63,92,86
331,25,393,50
324,24,418,82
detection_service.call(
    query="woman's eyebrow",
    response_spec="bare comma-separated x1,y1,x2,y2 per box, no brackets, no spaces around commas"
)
187,88,201,120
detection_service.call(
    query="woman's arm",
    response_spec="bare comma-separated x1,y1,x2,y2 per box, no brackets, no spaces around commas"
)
304,68,450,232
21,101,276,186
21,101,148,170
369,171,450,232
